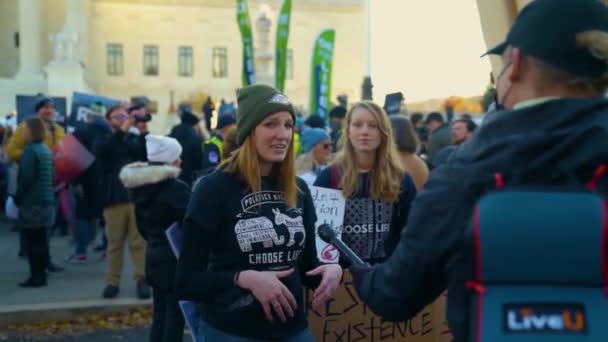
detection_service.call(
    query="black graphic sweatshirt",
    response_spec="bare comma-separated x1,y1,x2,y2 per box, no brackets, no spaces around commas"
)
175,170,322,340
314,168,417,265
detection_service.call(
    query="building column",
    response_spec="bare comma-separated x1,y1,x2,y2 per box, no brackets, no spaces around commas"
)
64,0,90,65
16,0,43,80
361,0,373,100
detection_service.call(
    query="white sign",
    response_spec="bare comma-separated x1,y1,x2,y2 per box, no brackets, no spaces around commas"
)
310,186,345,263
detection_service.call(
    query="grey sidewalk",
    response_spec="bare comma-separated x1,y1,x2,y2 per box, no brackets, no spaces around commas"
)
0,217,151,326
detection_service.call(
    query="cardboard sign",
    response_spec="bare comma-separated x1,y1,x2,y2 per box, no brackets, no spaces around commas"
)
310,186,345,263
307,272,452,342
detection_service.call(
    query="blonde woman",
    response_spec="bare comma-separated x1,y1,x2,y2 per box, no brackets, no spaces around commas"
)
176,84,342,342
314,101,417,265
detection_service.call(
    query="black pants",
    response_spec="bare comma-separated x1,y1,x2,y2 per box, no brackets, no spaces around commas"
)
150,287,184,342
23,228,49,279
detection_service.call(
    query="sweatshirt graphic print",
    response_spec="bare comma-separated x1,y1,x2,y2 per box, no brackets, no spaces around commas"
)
177,171,320,340
235,191,306,267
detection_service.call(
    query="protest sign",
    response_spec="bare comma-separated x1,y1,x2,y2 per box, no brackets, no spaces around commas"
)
16,95,68,128
307,272,452,342
165,223,201,342
53,134,95,186
69,92,119,131
310,186,345,264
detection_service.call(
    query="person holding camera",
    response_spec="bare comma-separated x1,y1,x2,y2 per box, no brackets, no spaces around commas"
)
94,104,149,300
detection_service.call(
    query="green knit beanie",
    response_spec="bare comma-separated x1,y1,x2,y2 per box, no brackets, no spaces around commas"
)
236,84,295,146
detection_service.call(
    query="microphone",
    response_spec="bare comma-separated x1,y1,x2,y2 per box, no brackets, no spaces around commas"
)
317,224,367,267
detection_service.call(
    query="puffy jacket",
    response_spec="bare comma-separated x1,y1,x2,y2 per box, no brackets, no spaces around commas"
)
7,121,65,162
352,97,608,342
120,162,190,291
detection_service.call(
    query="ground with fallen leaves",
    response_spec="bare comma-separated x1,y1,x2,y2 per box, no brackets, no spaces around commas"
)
0,306,154,341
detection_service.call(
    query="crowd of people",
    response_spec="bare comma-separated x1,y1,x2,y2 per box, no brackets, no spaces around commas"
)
5,1,608,341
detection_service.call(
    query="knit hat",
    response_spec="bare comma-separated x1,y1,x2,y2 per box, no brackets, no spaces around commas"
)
216,114,237,130
35,97,54,113
328,106,347,119
301,128,330,153
304,115,326,129
236,84,295,145
181,111,200,126
146,135,183,164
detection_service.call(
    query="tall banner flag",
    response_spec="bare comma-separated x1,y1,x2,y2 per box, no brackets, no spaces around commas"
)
309,29,335,119
275,0,292,92
237,0,256,86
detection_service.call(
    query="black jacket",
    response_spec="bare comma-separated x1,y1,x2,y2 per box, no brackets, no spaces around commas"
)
351,98,608,342
72,120,110,220
169,123,204,186
120,162,190,291
94,129,144,208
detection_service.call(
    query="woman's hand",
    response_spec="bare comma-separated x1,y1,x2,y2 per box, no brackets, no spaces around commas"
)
306,264,343,311
237,269,297,323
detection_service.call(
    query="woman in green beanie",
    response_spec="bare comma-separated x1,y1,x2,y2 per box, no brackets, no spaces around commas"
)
176,84,342,342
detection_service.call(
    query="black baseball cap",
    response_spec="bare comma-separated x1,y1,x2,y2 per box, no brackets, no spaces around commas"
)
485,0,608,78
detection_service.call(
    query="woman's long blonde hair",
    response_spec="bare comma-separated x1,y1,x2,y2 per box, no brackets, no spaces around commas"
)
335,101,404,202
225,131,299,208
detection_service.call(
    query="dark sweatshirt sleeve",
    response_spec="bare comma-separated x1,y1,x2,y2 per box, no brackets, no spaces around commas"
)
384,174,417,257
171,181,191,222
298,180,322,289
313,166,331,188
175,175,238,302
351,164,474,321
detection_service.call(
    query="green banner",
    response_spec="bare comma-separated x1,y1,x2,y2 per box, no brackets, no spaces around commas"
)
309,29,335,119
275,0,292,92
237,0,255,86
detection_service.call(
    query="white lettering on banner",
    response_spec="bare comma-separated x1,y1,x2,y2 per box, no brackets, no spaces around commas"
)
310,186,346,263
76,106,93,122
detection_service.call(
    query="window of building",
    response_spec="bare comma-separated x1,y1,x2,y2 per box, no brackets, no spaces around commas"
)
143,45,159,76
212,47,228,78
107,43,123,76
287,49,294,80
178,46,194,77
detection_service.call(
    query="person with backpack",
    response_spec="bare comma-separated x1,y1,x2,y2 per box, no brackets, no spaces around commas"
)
349,1,608,341
314,101,417,266
175,84,342,342
120,135,190,342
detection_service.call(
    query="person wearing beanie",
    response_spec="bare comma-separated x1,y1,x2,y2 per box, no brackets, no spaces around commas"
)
169,111,204,185
349,1,608,341
201,114,237,170
120,135,190,342
328,105,346,150
176,84,342,342
7,96,65,162
296,128,333,184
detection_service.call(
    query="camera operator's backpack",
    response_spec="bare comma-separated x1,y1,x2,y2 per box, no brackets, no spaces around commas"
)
465,166,608,342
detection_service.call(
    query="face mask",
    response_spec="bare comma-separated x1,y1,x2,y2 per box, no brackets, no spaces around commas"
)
494,61,512,111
